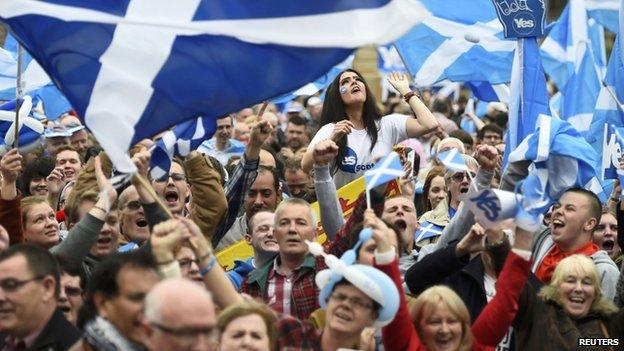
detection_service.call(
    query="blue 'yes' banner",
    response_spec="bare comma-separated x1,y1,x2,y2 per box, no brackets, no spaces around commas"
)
491,0,546,38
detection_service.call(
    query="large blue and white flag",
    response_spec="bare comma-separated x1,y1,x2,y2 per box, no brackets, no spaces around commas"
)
587,37,624,177
0,96,45,155
504,38,550,168
585,0,620,33
466,81,510,103
270,55,354,104
0,0,429,173
540,0,605,91
149,116,216,180
394,0,515,86
509,114,603,212
364,152,404,190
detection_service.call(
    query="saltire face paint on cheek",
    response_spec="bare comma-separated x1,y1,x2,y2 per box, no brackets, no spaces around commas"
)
340,86,348,94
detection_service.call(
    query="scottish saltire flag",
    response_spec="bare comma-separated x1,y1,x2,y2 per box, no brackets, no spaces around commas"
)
614,127,624,196
149,116,217,180
271,54,354,104
0,1,429,173
509,114,603,213
561,40,601,134
394,0,515,86
437,149,467,172
540,0,606,91
415,221,443,242
0,96,44,155
466,81,510,103
587,37,624,171
364,152,404,190
586,0,619,33
504,38,550,169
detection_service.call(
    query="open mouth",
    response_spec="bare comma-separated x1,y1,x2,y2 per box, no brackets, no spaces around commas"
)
64,169,75,178
569,295,586,307
59,303,71,313
97,236,112,245
433,337,455,348
334,310,353,322
351,85,362,94
459,186,469,194
552,218,565,230
263,239,278,246
602,239,615,251
394,219,407,232
164,190,179,205
135,218,148,228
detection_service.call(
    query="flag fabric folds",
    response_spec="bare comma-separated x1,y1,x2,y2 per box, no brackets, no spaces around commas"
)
437,149,467,172
0,96,45,155
364,152,404,191
149,116,217,181
508,114,602,213
415,221,443,242
0,0,429,173
585,0,620,33
394,0,515,86
504,38,550,169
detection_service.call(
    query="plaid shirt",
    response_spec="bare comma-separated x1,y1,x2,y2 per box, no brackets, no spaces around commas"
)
240,192,378,320
211,154,259,248
276,315,322,351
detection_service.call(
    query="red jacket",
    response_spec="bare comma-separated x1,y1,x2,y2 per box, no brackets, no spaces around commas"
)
377,251,531,351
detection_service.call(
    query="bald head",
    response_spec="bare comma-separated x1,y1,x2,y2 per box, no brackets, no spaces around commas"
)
259,149,276,169
144,279,216,351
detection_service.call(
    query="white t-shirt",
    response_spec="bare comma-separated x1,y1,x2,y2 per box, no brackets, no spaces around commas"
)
309,114,409,188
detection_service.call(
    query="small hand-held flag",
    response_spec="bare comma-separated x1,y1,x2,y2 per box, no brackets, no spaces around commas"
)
364,151,404,208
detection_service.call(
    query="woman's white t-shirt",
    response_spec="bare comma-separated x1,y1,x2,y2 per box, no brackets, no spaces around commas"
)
309,114,409,189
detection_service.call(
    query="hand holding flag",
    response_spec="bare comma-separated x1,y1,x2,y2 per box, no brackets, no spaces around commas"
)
364,151,404,208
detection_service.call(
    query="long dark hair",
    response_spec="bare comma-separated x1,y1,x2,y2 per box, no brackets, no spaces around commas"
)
320,69,381,173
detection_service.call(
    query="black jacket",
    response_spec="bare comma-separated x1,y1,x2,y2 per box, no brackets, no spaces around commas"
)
0,308,81,351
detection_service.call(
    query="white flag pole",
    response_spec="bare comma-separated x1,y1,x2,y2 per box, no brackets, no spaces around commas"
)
14,42,24,149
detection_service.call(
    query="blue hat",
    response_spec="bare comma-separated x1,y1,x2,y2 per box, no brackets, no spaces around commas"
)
43,122,72,138
307,228,400,327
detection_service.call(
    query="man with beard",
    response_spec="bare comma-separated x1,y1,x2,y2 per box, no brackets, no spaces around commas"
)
227,210,278,290
280,116,309,159
54,146,83,182
284,157,313,201
211,120,273,251
197,115,245,165
215,166,282,251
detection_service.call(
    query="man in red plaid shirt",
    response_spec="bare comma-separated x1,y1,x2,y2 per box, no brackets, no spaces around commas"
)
240,197,354,320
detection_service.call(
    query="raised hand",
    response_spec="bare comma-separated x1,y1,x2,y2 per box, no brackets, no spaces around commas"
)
329,120,353,143
249,120,273,148
178,217,213,258
456,222,486,257
386,72,412,96
312,139,339,166
474,144,499,172
46,167,66,196
94,156,117,208
151,219,189,263
363,209,394,254
0,148,22,184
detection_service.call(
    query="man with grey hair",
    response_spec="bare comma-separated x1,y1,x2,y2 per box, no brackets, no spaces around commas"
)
240,198,349,320
142,278,217,351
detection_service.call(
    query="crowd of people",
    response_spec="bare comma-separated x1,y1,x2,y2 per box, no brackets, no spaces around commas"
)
0,69,623,351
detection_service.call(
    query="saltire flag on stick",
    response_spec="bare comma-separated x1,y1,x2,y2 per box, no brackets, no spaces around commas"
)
0,0,430,173
364,151,404,208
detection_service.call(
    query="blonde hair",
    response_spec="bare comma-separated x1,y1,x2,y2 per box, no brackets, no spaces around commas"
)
218,301,277,350
538,255,617,315
21,196,51,228
411,286,473,351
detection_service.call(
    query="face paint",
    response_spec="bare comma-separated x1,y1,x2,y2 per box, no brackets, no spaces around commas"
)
340,86,348,94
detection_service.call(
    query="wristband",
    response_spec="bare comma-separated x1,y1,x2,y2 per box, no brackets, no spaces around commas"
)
199,256,217,277
403,90,420,103
196,252,213,263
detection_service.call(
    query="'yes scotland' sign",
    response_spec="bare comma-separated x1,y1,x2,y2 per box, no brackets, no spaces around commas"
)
492,0,546,38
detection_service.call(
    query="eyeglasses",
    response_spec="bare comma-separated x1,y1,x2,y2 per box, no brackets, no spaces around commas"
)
150,322,217,346
329,292,374,310
177,258,200,270
451,172,476,182
153,173,186,183
124,200,142,211
0,276,44,293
